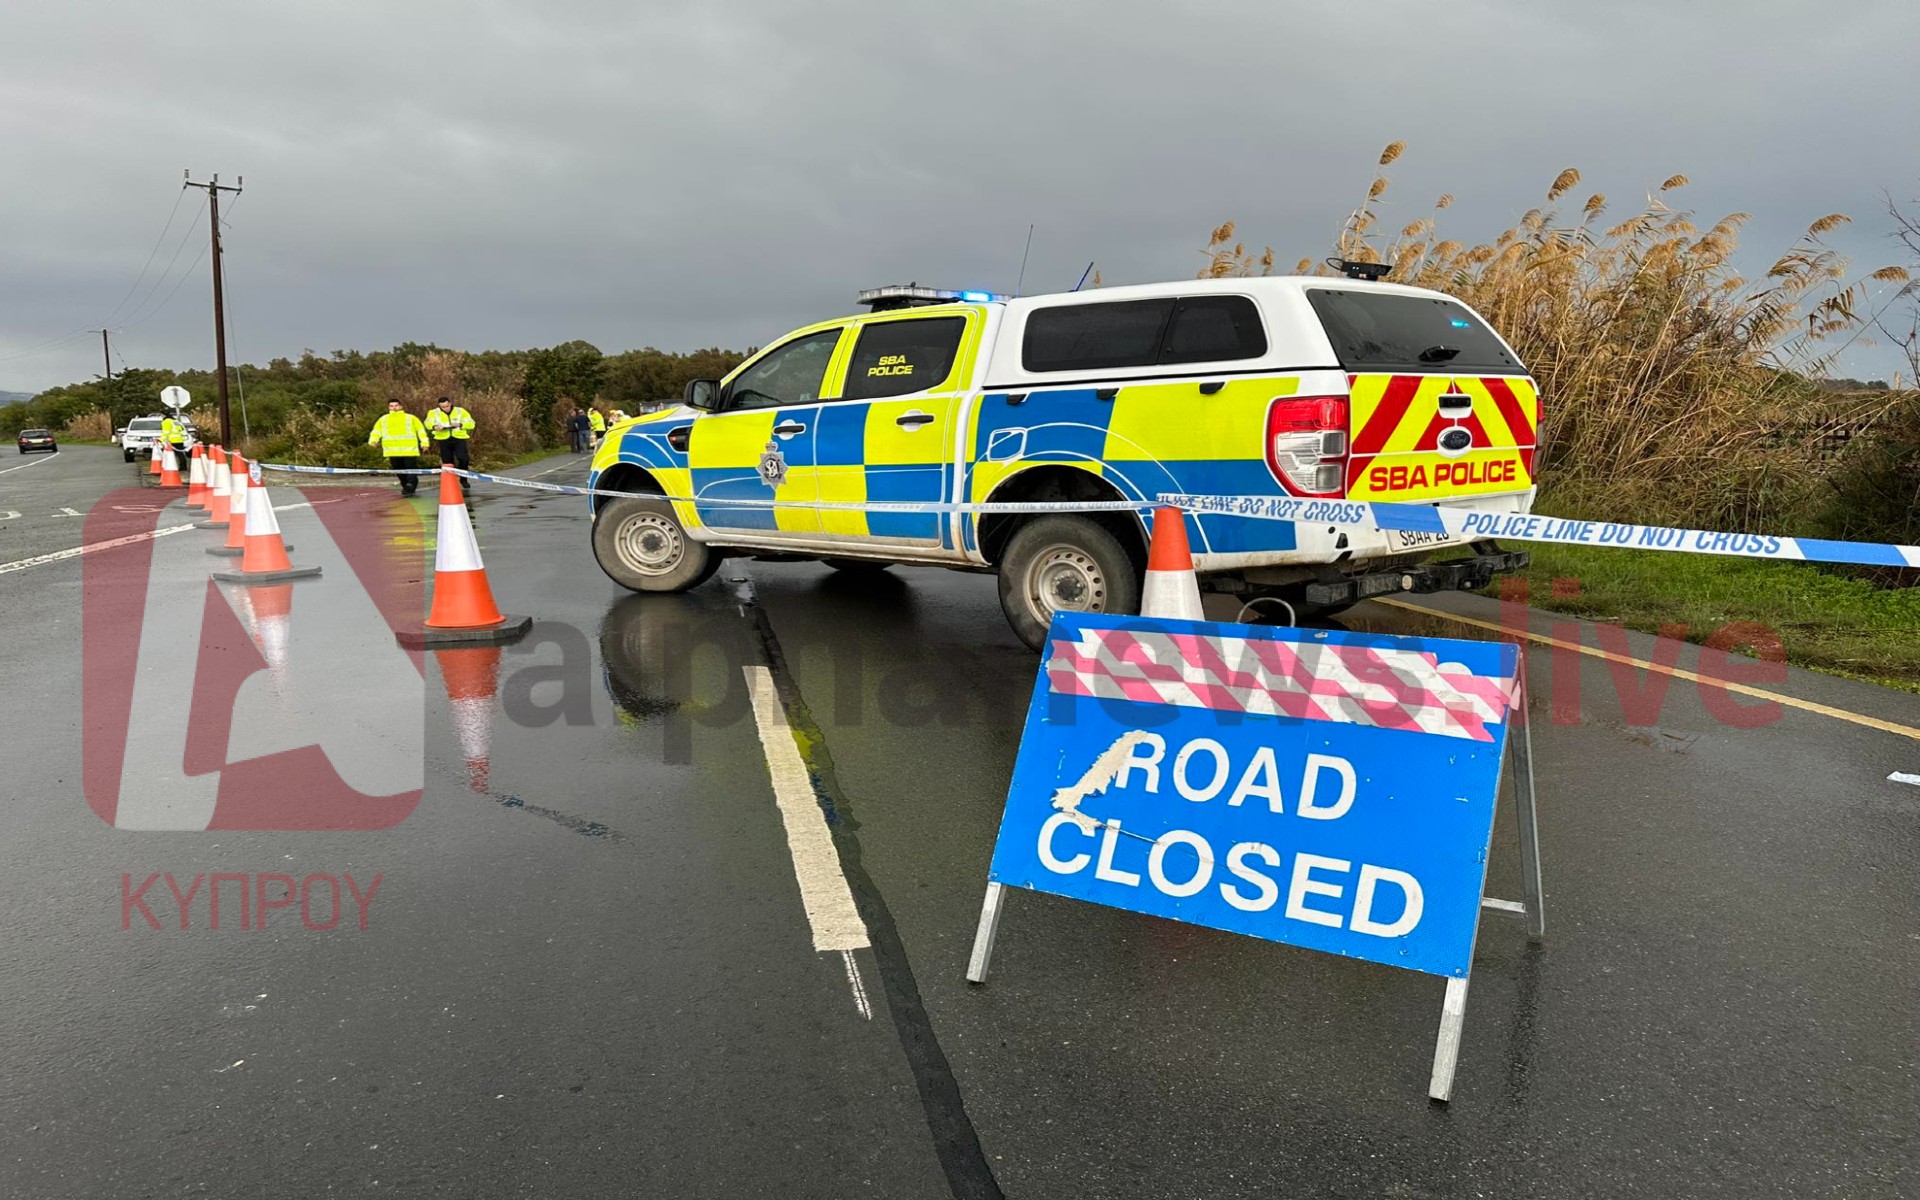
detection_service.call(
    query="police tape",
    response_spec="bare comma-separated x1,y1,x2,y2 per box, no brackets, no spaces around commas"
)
251,463,1920,570
1157,493,1920,570
255,462,1149,514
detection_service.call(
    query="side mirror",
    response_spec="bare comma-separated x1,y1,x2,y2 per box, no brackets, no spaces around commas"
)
684,379,720,411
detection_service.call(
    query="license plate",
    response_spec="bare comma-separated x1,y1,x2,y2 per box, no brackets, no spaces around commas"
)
1386,528,1459,552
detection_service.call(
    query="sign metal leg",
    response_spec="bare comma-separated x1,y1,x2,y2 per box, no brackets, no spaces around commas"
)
1510,652,1547,941
1427,974,1471,1102
966,882,1006,984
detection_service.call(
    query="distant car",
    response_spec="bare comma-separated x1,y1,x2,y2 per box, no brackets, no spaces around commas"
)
17,428,56,455
121,415,165,462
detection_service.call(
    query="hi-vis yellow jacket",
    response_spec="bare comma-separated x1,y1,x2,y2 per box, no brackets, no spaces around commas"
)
588,409,607,433
369,411,431,456
161,416,186,444
426,406,475,441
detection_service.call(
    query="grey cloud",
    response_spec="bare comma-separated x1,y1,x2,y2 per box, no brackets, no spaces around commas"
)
2,0,1915,390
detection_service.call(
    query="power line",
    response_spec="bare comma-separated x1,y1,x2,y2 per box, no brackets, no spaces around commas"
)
0,329,98,366
117,193,207,328
102,187,190,327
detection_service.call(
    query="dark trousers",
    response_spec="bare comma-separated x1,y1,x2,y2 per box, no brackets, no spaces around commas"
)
436,438,471,491
388,455,421,495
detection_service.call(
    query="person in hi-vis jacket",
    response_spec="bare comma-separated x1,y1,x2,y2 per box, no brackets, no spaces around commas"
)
425,395,476,494
368,399,432,496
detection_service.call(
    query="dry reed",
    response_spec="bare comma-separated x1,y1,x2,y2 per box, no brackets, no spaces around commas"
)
1198,144,1913,530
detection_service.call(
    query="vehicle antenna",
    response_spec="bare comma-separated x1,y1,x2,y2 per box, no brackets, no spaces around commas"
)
1015,223,1035,296
1072,261,1095,292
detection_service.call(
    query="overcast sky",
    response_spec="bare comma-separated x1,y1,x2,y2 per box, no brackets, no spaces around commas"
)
3,0,1916,392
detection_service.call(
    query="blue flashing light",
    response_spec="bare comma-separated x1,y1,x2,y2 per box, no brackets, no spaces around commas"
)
959,290,993,303
1449,318,1472,328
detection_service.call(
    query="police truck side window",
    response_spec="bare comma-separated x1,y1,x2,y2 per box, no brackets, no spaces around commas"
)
1158,296,1266,365
725,330,842,410
1022,299,1175,372
1306,289,1523,373
1021,295,1265,372
842,317,966,401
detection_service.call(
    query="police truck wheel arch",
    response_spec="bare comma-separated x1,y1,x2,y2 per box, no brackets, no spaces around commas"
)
592,496,719,594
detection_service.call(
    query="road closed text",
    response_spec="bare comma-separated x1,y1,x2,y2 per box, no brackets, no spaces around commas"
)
1036,732,1423,938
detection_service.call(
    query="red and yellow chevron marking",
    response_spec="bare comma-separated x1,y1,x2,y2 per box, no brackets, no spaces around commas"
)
1345,373,1539,501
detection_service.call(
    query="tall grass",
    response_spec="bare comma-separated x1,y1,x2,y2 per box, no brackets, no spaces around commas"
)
1199,143,1913,531
59,410,113,441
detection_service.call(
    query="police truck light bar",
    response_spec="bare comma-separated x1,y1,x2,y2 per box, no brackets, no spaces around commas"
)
857,284,1009,311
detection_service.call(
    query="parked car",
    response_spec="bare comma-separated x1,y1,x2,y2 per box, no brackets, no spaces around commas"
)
586,272,1539,649
17,428,57,454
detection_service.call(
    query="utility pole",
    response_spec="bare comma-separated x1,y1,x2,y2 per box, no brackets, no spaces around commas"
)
183,170,243,446
90,329,111,380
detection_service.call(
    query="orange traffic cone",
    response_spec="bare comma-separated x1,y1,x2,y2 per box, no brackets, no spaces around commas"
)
159,445,184,488
208,453,249,556
185,446,209,509
147,439,163,475
1141,506,1204,621
205,448,233,525
395,468,530,648
211,464,321,585
437,646,503,791
211,453,249,556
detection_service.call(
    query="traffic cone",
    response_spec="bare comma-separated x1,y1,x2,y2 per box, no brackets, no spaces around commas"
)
186,446,209,509
199,448,232,527
208,453,249,556
1141,506,1204,621
395,468,530,648
211,465,321,585
159,445,184,488
437,646,503,791
147,439,163,475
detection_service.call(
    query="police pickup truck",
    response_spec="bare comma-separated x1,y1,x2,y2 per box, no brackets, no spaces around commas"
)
587,271,1536,650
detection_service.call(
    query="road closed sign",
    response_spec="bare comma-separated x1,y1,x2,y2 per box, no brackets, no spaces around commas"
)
981,612,1522,979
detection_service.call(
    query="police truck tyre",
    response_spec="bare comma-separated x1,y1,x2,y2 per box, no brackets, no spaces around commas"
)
592,496,719,593
997,516,1142,653
822,558,892,574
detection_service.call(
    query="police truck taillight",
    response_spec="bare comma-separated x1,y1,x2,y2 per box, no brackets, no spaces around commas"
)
1265,396,1349,497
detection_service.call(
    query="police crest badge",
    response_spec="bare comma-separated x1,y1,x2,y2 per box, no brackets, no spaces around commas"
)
757,440,787,489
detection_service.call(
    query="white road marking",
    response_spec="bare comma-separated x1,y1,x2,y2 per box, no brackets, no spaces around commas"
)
0,523,197,576
529,459,585,478
0,450,59,475
1890,772,1920,787
744,665,870,954
841,950,873,1020
56,506,83,517
0,510,18,521
0,499,321,578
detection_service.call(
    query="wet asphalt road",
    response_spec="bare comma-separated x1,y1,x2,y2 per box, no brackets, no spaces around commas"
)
2,446,1916,1198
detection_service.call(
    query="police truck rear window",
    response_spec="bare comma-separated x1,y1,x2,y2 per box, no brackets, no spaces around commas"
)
843,317,966,401
1306,289,1523,374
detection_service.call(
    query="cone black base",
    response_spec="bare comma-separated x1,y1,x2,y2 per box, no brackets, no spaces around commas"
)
212,566,323,585
395,615,532,649
206,542,290,556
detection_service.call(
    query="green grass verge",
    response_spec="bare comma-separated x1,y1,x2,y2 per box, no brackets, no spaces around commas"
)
1476,543,1920,692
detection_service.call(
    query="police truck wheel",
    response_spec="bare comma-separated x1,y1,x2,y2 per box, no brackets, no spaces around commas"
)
997,516,1141,653
592,496,719,593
